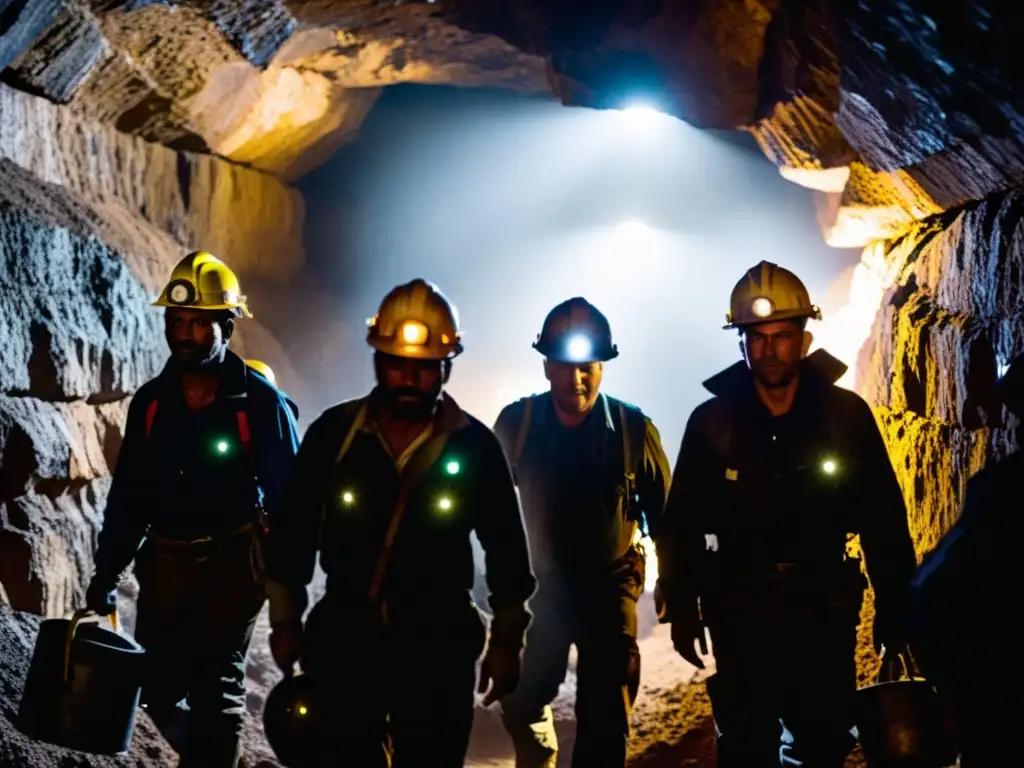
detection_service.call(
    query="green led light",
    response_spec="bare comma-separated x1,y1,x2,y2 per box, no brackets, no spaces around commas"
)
445,460,460,475
215,440,229,454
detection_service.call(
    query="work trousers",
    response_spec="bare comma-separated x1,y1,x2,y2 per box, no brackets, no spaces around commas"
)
134,530,264,768
501,555,644,768
706,608,858,768
300,592,487,768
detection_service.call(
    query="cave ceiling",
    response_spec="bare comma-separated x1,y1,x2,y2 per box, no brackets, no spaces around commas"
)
0,0,1021,248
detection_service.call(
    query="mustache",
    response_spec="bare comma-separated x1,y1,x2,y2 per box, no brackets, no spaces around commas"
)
390,387,426,400
171,341,203,354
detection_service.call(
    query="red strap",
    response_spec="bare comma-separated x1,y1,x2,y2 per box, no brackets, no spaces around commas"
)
236,410,251,453
145,397,251,455
145,400,160,440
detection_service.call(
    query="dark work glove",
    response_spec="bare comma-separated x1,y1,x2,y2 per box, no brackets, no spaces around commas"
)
85,580,117,616
667,593,708,669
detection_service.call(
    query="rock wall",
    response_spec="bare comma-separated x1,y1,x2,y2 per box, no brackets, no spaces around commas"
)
857,192,1024,554
0,81,306,618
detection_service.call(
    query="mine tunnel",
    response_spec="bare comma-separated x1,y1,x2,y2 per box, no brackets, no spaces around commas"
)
0,1,1018,766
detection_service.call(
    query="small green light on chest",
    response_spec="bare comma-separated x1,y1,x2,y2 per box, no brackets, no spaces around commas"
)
214,439,230,454
445,460,460,475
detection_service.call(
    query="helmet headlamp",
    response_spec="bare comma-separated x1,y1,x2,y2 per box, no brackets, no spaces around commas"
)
399,320,429,345
751,296,774,318
565,334,594,362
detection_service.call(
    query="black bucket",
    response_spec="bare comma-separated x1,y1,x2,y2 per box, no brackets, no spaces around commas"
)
855,652,957,767
17,610,146,755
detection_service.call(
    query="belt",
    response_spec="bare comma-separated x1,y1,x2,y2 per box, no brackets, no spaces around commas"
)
146,522,255,561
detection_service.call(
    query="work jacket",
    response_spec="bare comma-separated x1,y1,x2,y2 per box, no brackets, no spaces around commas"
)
266,390,536,647
92,351,300,585
493,392,671,583
656,349,916,625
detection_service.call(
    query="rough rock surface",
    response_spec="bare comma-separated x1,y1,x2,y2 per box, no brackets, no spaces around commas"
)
856,191,1024,553
3,0,1024,765
0,83,312,618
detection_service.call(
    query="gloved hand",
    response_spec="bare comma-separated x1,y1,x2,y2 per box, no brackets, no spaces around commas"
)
269,621,304,675
85,580,117,616
477,645,521,706
670,603,708,669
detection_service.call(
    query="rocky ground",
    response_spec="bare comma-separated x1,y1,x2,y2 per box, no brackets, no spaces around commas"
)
1,592,877,767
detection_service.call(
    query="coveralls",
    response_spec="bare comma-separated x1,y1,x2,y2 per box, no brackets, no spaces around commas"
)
91,351,300,767
493,392,671,768
910,449,1023,767
656,350,917,768
266,391,536,768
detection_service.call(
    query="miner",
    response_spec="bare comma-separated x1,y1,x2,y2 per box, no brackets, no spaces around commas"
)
909,352,1024,767
654,261,917,767
264,278,536,767
494,297,672,768
84,251,301,767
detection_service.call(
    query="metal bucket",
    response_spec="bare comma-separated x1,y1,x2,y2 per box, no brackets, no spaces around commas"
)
17,609,145,755
856,652,958,767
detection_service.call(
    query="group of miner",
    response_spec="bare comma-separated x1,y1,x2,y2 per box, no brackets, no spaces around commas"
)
79,250,1007,768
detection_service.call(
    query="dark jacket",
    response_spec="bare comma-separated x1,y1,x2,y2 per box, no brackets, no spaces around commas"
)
92,350,301,586
266,391,536,647
493,392,671,580
656,350,916,624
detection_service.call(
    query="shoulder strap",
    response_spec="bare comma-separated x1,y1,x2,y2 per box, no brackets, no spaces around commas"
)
511,396,534,475
618,401,635,480
145,399,160,440
236,410,251,453
367,429,451,602
143,396,253,455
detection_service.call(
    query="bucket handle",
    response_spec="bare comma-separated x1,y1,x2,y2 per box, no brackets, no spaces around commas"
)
63,608,120,685
876,645,921,685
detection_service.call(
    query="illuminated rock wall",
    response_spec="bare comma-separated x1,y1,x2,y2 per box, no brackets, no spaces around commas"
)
0,82,306,617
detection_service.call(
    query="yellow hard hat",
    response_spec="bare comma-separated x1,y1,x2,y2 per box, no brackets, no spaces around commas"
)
724,261,822,329
246,360,277,386
152,251,252,318
366,279,463,360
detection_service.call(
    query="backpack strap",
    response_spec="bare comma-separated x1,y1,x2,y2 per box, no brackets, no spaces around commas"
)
235,410,252,453
143,396,253,455
510,396,534,477
618,401,636,482
145,399,160,440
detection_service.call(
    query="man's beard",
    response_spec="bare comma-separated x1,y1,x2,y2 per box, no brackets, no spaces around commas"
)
383,387,437,421
753,359,797,388
171,343,215,372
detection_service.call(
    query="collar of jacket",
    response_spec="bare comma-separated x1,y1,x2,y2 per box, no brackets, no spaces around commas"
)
526,391,617,432
361,388,471,437
701,348,848,402
157,348,249,402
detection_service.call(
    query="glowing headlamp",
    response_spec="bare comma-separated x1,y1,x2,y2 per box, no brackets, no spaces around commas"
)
438,496,453,512
399,320,429,345
341,490,355,505
565,334,593,362
751,297,774,318
821,458,838,475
